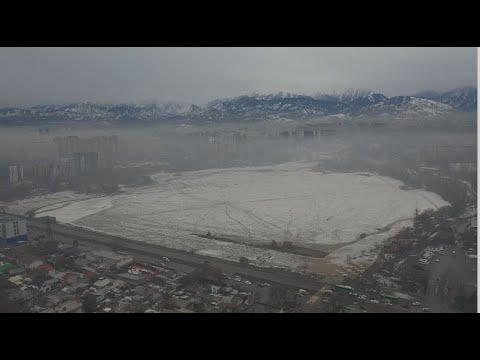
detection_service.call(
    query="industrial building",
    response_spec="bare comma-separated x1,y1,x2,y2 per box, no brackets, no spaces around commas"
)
0,215,28,245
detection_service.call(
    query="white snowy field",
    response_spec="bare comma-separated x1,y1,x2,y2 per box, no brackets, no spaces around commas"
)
29,161,449,272
3,191,96,216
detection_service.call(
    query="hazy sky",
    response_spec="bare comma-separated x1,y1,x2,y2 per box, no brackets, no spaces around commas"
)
0,47,476,107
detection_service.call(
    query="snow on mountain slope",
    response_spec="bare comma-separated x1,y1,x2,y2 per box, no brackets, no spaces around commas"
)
0,87,471,125
413,86,477,112
360,96,455,117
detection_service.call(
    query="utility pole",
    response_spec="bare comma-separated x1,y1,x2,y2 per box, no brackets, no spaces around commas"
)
45,217,54,244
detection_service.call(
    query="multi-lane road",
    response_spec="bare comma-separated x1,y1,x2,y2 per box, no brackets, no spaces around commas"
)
424,244,477,313
20,215,326,292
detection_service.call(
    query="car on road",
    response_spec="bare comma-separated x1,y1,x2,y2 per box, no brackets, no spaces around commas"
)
384,303,392,306
370,299,379,304
234,277,241,282
245,280,252,285
421,307,430,312
412,302,421,306
435,259,439,263
358,295,367,300
322,299,330,303
439,251,446,255
298,289,309,296
452,251,456,255
325,289,333,293
162,257,170,262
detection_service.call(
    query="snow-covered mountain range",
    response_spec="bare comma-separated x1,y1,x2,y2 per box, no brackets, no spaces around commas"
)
413,86,477,112
0,87,475,125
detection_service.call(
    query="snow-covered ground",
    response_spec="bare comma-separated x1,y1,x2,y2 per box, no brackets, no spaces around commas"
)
27,161,449,273
35,197,113,223
3,191,96,216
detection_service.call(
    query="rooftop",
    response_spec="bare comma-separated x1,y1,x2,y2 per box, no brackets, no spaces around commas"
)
0,215,25,224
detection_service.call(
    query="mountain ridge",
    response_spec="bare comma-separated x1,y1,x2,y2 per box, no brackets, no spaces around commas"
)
0,87,475,125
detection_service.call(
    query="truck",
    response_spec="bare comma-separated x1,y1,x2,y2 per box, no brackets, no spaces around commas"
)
335,285,355,293
380,294,400,303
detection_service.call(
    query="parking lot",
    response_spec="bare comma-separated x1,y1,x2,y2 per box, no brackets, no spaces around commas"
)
423,243,477,312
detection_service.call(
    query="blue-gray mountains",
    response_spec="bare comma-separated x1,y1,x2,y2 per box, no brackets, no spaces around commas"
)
0,87,476,124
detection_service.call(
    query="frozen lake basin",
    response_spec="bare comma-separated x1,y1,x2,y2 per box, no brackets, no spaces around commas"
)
34,161,449,271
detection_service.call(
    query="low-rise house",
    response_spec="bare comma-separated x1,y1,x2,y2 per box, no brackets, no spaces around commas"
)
211,285,221,294
93,278,112,289
115,257,134,270
62,272,82,285
244,302,282,313
145,308,161,313
0,261,15,273
44,294,64,307
51,300,83,313
9,288,34,303
28,260,44,271
74,257,90,268
8,275,24,286
90,249,126,264
176,308,194,313
173,298,190,309
36,263,55,275
117,272,143,284
112,279,127,289
7,267,25,276
83,289,109,310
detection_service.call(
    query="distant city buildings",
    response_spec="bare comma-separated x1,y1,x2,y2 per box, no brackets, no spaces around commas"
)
54,135,119,168
8,164,23,183
208,132,245,154
417,144,476,165
31,152,99,181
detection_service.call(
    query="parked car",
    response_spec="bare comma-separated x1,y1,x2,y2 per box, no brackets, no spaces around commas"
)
412,302,421,306
245,280,252,285
421,307,430,312
435,259,439,263
370,299,379,304
162,257,170,262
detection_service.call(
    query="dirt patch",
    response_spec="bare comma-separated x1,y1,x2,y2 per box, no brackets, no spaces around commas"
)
194,233,328,258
